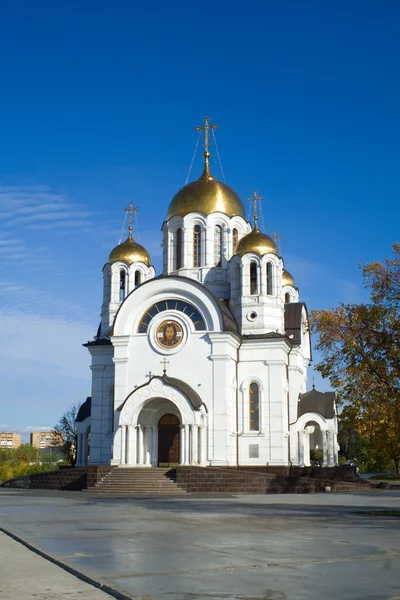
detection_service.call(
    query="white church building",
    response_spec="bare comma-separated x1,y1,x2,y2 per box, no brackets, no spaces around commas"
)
76,118,339,470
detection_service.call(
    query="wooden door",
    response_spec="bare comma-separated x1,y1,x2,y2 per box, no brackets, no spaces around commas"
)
158,414,180,467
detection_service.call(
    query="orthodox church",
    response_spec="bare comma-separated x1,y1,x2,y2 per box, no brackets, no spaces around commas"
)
76,118,338,470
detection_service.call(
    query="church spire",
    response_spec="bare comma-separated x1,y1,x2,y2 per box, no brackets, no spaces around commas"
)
124,202,138,241
248,191,263,231
196,116,218,181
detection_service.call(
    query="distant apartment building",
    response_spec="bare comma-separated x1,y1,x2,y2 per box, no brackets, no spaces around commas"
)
0,432,21,448
30,431,63,449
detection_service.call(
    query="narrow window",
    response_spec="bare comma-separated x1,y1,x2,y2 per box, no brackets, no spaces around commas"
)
109,387,114,433
285,292,290,304
249,383,260,431
134,271,141,288
176,228,182,270
214,225,222,266
119,270,126,301
193,225,201,267
232,228,238,253
250,262,257,295
267,262,273,295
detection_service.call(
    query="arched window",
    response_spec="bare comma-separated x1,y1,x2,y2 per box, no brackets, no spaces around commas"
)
119,270,126,302
249,383,260,431
266,262,273,295
285,292,291,304
214,225,222,266
193,225,201,267
232,228,238,253
176,228,182,270
250,262,257,295
134,271,141,288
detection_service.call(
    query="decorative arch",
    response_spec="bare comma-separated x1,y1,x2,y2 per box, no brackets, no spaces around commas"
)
119,377,205,427
112,275,232,337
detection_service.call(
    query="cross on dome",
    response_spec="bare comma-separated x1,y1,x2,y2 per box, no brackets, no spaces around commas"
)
124,202,139,240
248,191,263,230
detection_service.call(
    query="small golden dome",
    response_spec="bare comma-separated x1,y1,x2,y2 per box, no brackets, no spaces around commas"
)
109,236,151,266
235,226,278,257
282,269,295,287
167,164,245,220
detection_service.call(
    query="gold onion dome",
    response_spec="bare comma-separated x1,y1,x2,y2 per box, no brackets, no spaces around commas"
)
282,269,295,287
235,225,278,257
108,236,150,266
167,162,245,220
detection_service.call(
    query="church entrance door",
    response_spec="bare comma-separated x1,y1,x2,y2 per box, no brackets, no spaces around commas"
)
158,414,180,467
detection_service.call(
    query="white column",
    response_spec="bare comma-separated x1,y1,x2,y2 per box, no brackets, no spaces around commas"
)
179,425,186,465
145,427,152,466
137,425,144,466
120,426,126,465
322,430,328,467
183,424,190,465
199,426,207,466
151,426,157,466
130,426,137,466
191,425,199,465
327,430,334,466
298,431,305,467
205,226,213,267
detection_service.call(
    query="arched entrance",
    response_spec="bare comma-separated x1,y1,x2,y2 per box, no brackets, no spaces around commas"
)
158,414,180,467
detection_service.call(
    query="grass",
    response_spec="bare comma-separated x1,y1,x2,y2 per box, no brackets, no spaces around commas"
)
369,475,400,481
355,510,400,517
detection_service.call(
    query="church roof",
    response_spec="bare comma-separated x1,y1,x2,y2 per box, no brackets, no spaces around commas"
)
76,397,91,422
298,388,335,419
284,302,307,346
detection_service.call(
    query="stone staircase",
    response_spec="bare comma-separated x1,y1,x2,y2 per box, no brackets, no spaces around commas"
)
87,467,187,495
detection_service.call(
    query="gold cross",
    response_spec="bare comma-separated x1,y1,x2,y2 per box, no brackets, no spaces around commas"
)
124,202,139,240
248,191,263,229
195,116,218,164
273,230,282,243
160,358,170,375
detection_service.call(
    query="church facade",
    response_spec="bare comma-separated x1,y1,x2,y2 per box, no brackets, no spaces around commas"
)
76,119,338,469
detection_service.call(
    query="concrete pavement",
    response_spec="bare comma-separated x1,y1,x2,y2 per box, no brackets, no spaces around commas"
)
0,531,120,599
0,489,399,600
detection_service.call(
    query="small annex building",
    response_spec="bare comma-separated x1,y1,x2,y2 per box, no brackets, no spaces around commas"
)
76,119,339,470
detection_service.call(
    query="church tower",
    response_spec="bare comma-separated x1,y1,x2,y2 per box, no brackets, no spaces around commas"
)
100,203,155,336
162,117,250,299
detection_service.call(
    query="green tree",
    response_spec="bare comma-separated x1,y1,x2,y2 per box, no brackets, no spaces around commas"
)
311,243,400,473
54,403,80,466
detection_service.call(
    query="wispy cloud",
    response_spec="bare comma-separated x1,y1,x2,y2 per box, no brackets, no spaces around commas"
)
0,185,94,231
0,424,53,434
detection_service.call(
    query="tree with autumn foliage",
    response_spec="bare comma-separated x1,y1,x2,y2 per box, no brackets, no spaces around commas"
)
310,243,400,473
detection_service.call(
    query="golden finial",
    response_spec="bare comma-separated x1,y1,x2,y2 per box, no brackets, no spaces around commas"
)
248,191,263,230
160,357,170,376
196,116,218,180
124,202,138,240
273,230,282,251
312,375,315,389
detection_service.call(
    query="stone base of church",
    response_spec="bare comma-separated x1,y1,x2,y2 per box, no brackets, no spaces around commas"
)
1,465,364,494
175,465,361,494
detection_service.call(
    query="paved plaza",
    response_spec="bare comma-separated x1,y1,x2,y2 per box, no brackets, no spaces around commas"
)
0,489,399,600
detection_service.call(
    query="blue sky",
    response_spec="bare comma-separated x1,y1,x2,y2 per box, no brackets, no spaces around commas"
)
1,1,399,439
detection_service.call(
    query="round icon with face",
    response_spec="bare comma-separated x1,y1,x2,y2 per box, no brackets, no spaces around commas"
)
156,320,184,349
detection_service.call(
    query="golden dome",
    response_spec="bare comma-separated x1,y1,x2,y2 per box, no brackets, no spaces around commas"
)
167,164,245,220
109,236,151,266
282,269,295,287
235,226,278,257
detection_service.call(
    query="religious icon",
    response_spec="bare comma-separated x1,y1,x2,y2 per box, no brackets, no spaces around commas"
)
156,320,183,349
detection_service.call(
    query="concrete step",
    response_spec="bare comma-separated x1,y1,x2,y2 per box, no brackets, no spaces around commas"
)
89,467,185,495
